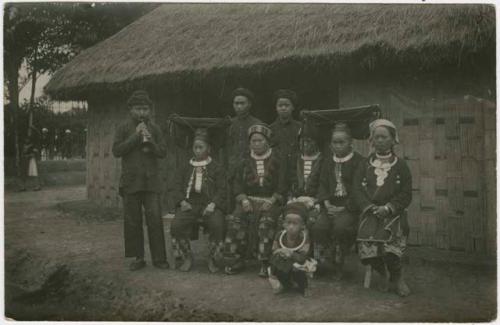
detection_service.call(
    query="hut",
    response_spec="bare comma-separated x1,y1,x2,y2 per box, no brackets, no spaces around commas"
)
45,4,496,256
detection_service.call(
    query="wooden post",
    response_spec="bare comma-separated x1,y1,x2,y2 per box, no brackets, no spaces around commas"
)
163,213,176,269
363,264,372,289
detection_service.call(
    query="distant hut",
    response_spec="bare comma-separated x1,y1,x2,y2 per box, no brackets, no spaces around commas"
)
45,4,496,255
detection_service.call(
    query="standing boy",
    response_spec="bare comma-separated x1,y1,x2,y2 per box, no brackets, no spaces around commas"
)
226,88,262,211
270,89,301,162
227,87,262,170
112,90,168,271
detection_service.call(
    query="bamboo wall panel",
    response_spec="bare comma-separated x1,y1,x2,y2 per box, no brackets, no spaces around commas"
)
482,100,496,256
420,177,435,209
341,86,495,256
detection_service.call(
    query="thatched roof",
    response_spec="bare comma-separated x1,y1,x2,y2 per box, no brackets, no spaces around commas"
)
45,3,495,99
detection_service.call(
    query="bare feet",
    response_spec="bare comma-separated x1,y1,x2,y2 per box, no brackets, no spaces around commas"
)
179,254,193,272
333,267,344,281
396,277,411,297
207,257,219,273
268,274,283,295
378,277,390,292
258,263,269,278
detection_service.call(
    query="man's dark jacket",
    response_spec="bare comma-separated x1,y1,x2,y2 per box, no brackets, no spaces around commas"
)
112,118,167,195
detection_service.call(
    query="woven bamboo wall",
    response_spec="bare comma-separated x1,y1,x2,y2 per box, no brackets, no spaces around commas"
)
343,86,496,256
87,100,124,208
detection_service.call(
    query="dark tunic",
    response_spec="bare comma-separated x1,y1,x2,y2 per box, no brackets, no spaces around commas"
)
226,114,262,171
317,151,364,211
170,158,226,248
352,154,412,216
270,118,301,161
233,150,288,204
290,154,324,198
41,133,50,150
353,154,412,259
112,118,167,195
172,158,227,212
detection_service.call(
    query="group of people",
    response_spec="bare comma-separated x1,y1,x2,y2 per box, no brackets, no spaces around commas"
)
40,127,83,160
112,88,412,299
19,126,84,191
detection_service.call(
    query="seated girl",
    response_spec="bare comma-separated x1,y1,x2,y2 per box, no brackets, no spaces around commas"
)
223,123,287,277
289,121,323,232
352,119,411,297
314,123,364,279
170,128,226,273
268,202,316,297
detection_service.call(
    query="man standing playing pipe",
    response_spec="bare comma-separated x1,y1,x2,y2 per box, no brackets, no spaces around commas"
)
112,90,169,271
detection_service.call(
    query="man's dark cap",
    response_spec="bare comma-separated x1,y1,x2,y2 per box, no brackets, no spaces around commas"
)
127,90,153,108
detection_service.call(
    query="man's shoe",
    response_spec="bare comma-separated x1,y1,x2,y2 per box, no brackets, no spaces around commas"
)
153,261,170,269
129,258,146,271
224,266,238,275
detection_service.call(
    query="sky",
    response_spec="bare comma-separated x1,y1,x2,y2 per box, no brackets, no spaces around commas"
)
18,68,83,113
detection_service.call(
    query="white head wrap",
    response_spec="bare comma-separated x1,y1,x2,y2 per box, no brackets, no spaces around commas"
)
369,119,399,144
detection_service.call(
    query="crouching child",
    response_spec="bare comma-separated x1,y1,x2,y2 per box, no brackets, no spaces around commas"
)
268,202,317,297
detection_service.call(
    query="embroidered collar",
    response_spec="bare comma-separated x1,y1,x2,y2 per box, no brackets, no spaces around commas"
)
333,152,354,163
189,156,212,167
251,148,272,160
369,155,398,169
376,152,393,159
370,155,398,187
302,152,321,161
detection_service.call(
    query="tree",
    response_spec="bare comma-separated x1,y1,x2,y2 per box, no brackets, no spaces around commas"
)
4,4,45,174
4,3,158,173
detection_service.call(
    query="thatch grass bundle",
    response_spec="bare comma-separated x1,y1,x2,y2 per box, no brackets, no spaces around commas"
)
45,4,495,99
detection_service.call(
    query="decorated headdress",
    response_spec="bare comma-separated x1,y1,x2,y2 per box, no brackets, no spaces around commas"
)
298,120,319,143
369,119,399,144
273,89,298,107
193,128,210,145
248,123,272,140
231,87,255,103
332,122,352,138
284,201,308,222
127,90,153,108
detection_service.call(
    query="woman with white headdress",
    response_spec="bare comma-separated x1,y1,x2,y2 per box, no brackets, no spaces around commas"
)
352,119,411,297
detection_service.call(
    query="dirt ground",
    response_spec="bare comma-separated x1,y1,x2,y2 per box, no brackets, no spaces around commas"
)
4,185,497,321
